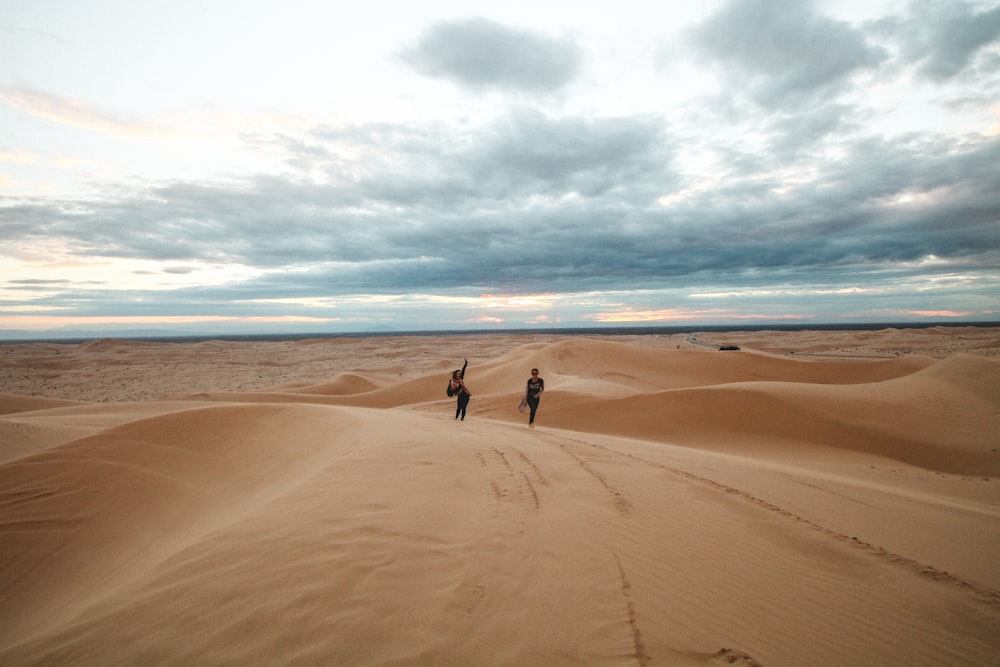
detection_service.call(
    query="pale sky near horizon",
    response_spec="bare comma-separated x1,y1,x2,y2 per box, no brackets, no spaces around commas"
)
1,0,999,335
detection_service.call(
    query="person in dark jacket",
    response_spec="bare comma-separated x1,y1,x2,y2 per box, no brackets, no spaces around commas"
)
523,368,543,428
449,359,471,420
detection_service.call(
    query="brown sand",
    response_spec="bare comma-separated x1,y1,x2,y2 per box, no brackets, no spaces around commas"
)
1,326,998,666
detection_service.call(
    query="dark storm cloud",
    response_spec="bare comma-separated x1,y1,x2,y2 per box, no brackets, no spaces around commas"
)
679,131,1000,268
873,0,1000,81
688,0,887,108
475,111,671,198
299,113,671,212
3,116,996,308
401,18,581,92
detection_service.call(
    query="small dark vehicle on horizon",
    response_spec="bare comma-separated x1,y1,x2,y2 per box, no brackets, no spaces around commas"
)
718,345,741,351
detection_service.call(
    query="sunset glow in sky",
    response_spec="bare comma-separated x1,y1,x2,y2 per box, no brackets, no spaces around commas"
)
2,0,999,335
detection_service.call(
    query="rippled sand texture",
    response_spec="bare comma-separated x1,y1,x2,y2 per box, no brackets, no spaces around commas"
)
2,326,999,666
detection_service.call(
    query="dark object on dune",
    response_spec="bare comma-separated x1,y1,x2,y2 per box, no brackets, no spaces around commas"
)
718,345,741,351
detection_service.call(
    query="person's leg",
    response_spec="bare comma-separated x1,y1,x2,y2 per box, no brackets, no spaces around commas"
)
527,396,539,426
458,394,469,420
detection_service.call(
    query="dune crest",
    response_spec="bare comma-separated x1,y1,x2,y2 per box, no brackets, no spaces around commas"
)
2,328,999,665
0,393,87,416
0,403,364,648
534,352,1000,475
281,372,383,395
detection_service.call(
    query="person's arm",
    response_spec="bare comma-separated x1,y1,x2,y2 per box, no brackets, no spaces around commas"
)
460,359,468,379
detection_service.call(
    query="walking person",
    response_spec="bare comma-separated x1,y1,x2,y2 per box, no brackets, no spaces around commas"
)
449,359,471,421
523,367,544,428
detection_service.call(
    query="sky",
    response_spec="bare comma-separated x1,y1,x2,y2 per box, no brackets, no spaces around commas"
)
1,0,999,336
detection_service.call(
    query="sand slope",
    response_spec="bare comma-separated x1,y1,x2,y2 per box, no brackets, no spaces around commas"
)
1,332,999,666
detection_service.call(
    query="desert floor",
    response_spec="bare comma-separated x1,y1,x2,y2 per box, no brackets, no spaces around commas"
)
1,325,998,666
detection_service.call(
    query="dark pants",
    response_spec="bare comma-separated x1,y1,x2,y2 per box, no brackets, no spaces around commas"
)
456,392,470,420
527,395,540,424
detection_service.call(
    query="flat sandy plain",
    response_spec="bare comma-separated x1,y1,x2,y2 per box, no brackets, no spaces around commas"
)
1,326,998,666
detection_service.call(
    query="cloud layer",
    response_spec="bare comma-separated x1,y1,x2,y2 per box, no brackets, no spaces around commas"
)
1,0,998,333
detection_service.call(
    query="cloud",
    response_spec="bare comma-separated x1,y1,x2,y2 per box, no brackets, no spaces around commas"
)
3,1,999,330
475,111,671,198
687,0,887,108
0,83,172,138
873,0,1000,81
401,18,581,92
3,112,997,312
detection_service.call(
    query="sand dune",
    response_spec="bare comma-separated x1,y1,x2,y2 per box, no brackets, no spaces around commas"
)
535,353,999,475
1,328,999,665
280,373,383,396
0,394,87,416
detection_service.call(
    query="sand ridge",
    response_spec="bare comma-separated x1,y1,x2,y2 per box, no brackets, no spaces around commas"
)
1,327,999,665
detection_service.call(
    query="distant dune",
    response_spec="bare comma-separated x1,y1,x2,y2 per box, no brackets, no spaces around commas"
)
1,328,998,665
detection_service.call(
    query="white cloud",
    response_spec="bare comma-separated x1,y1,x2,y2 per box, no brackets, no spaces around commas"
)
0,84,175,139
